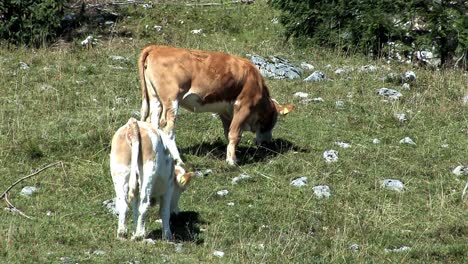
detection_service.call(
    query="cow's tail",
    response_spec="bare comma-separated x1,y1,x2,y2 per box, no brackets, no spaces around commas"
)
127,118,141,203
139,46,153,122
158,129,184,166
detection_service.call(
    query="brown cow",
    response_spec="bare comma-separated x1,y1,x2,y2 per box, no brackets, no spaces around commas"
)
139,45,293,165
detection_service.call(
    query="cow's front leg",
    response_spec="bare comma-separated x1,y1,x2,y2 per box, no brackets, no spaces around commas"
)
160,189,174,240
226,107,250,166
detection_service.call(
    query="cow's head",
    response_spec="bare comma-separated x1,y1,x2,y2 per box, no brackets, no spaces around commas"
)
255,99,294,145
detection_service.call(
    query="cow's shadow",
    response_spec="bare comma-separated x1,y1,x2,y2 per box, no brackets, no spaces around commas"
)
180,138,307,165
147,211,204,244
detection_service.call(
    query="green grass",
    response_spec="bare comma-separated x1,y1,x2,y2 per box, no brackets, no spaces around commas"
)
1,1,467,263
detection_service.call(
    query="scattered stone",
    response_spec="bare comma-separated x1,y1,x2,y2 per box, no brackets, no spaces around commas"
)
359,65,378,73
250,54,302,80
416,50,440,67
348,243,360,252
143,238,156,245
227,202,235,206
108,65,125,70
335,66,353,75
290,177,308,188
335,100,345,108
115,97,129,104
109,55,129,62
346,92,353,98
441,144,449,148
232,173,251,184
452,165,468,176
204,169,213,176
404,71,416,82
293,92,309,99
19,62,29,70
46,210,53,216
300,62,314,71
174,243,183,252
335,142,351,148
325,64,332,68
81,35,97,47
304,97,325,103
20,186,38,197
216,190,229,197
323,150,338,163
381,179,405,192
93,250,105,256
142,3,153,9
154,25,162,32
395,113,408,123
463,94,468,104
402,83,411,90
195,171,204,178
304,71,326,82
271,17,279,24
376,88,402,100
384,246,411,253
372,138,381,144
104,21,114,26
103,198,118,216
60,257,73,264
213,250,225,258
39,84,55,91
313,185,331,199
190,29,203,34
399,137,416,145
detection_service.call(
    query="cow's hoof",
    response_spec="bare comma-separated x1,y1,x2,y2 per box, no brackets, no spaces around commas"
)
131,234,144,241
226,158,237,166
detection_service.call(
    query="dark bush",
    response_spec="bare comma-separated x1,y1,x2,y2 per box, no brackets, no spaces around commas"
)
270,0,468,68
0,0,68,47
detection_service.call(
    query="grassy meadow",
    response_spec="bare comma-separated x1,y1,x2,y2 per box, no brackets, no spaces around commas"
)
0,1,467,263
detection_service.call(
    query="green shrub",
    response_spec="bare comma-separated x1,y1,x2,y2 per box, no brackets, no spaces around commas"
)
270,0,468,68
0,0,68,47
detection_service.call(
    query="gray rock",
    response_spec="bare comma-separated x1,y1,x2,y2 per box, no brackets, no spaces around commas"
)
93,250,105,256
335,100,345,108
335,66,353,75
190,29,203,34
463,94,468,105
104,21,114,26
359,65,378,73
381,179,405,192
250,55,302,80
402,83,411,90
384,246,411,253
109,55,129,61
103,198,118,216
335,142,351,148
404,71,416,82
399,137,415,145
372,138,381,144
376,88,402,100
416,50,440,67
213,250,225,257
348,243,360,252
452,165,468,176
19,62,29,70
304,71,326,82
216,190,229,197
290,177,308,188
395,113,408,123
300,62,314,71
293,92,309,99
312,185,331,199
323,150,338,163
20,186,38,196
232,173,251,184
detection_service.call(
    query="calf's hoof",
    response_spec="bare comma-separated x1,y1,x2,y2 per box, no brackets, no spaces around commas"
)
226,158,237,166
131,233,145,241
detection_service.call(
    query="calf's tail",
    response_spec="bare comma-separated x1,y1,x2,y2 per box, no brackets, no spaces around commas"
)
127,118,141,202
139,46,152,122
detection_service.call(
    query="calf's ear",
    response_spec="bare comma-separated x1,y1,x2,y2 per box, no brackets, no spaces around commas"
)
272,99,295,116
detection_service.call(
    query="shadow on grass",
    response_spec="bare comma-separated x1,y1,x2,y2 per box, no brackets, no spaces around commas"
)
181,138,308,165
147,211,205,244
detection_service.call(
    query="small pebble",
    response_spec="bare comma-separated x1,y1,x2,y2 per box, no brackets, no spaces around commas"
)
217,190,229,197
452,165,468,176
213,250,225,257
399,137,416,145
232,173,251,184
290,177,308,187
381,179,405,192
313,185,331,199
20,186,38,197
335,142,351,148
323,150,339,163
372,138,381,144
384,246,411,253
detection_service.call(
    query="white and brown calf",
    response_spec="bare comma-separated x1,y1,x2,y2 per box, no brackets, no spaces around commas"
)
110,118,193,240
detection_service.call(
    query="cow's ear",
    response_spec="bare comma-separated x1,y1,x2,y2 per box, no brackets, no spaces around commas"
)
272,99,295,116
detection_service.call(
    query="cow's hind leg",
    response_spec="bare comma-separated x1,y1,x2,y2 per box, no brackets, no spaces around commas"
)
111,163,130,239
132,162,154,241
